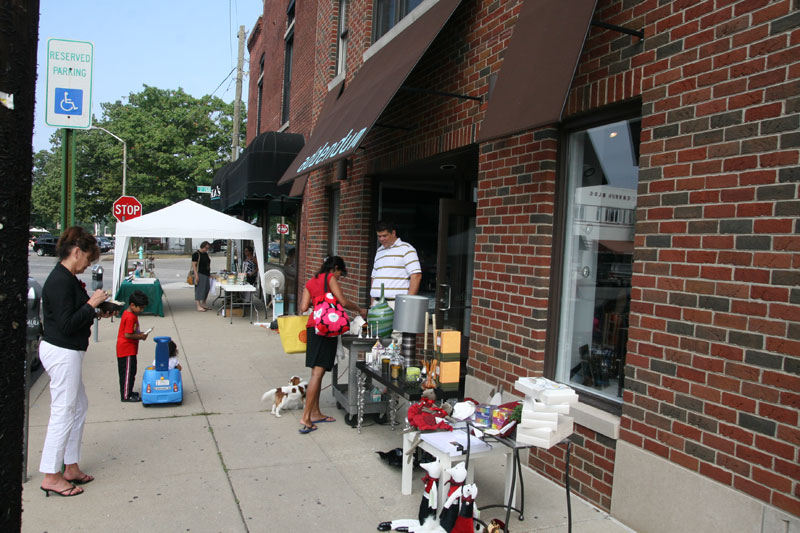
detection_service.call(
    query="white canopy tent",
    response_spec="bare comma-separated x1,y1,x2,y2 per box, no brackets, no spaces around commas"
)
112,199,267,303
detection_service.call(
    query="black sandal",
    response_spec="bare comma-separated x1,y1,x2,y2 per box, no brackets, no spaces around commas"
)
40,484,83,497
64,473,94,485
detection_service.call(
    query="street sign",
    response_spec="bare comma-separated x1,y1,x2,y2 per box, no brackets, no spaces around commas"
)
113,196,142,222
197,185,212,193
45,38,94,129
277,223,289,235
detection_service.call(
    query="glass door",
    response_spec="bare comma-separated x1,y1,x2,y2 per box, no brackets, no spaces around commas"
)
435,199,476,347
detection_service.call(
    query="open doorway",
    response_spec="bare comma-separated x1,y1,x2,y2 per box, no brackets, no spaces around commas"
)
373,145,477,368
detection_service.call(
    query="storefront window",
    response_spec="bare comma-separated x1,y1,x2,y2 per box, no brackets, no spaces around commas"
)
555,118,640,403
373,0,423,42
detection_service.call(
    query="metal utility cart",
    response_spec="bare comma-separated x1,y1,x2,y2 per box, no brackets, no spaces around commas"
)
333,336,388,426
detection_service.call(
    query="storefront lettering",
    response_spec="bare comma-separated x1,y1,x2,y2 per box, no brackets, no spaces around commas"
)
296,127,367,173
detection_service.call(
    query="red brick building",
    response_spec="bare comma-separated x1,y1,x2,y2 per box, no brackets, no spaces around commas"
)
247,0,800,529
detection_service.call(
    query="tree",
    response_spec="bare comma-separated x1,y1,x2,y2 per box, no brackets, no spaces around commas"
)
31,147,61,229
31,85,243,226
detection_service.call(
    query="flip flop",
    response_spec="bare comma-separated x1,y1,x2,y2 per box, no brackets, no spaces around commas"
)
64,474,94,485
298,424,318,434
312,416,336,423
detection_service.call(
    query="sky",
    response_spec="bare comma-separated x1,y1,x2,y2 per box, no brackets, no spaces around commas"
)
33,0,265,153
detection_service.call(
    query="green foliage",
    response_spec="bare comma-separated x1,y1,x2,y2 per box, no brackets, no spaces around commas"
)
511,403,522,423
31,85,243,227
31,148,62,229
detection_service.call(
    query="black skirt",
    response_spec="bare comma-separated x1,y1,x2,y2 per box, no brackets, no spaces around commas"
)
305,327,337,371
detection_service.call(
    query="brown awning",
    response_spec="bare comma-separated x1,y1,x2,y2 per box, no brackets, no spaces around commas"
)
289,175,307,197
278,0,462,186
476,0,597,143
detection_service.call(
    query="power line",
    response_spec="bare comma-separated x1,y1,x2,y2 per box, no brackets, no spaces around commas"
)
211,67,236,97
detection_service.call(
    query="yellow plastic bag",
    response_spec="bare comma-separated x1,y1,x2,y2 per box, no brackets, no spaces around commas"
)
277,315,308,354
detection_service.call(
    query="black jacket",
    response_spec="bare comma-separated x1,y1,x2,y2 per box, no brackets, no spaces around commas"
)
41,263,96,351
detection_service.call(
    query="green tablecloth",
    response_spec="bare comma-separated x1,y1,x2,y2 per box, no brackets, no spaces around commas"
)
114,279,164,317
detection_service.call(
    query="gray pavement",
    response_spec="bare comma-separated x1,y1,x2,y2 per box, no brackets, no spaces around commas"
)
22,281,635,532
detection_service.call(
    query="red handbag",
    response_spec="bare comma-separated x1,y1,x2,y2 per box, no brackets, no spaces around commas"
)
311,273,350,337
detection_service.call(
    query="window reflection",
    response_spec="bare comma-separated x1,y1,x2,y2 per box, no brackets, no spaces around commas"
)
556,118,640,402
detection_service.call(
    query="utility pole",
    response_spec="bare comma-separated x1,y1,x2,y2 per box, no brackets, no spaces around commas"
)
232,25,245,161
228,25,245,272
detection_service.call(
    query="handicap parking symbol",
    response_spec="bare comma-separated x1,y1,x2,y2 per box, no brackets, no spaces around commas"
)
54,88,83,115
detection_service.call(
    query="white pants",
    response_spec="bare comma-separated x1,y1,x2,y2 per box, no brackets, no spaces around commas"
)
38,340,88,474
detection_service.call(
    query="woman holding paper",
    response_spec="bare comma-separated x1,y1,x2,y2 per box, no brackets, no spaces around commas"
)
38,227,110,497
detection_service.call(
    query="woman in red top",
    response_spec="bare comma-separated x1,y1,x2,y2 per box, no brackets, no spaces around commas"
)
298,256,366,433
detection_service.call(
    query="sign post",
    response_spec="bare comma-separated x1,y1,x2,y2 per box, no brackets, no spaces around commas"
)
46,38,94,229
113,196,143,222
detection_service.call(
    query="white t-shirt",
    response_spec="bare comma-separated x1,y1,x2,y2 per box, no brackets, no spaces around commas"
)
370,237,422,299
153,356,180,370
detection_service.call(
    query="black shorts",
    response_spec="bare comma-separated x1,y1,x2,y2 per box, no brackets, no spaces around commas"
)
305,327,337,371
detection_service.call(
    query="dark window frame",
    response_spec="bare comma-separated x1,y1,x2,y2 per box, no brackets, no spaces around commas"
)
328,185,341,257
545,98,642,416
256,54,264,133
282,29,294,125
336,0,349,76
372,0,423,42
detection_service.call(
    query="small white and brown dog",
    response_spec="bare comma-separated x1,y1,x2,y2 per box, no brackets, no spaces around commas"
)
261,376,307,417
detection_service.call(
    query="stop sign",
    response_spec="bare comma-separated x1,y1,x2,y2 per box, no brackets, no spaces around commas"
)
113,196,142,222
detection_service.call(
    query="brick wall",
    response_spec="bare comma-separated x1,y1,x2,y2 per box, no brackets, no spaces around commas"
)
246,0,318,143
259,0,800,517
566,0,799,515
530,426,618,511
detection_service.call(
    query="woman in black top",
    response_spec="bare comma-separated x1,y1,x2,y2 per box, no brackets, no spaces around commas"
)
39,227,110,497
192,241,212,311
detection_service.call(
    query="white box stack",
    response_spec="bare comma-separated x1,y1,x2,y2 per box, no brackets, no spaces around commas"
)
513,377,577,448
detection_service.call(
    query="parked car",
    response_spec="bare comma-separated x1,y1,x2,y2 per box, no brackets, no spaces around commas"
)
268,243,295,258
27,277,42,370
211,239,227,253
96,237,113,253
33,235,58,256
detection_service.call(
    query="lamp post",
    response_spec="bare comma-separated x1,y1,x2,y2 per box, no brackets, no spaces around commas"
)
90,126,127,195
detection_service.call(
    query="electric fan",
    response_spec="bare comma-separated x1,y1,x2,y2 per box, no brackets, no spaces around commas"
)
263,269,286,322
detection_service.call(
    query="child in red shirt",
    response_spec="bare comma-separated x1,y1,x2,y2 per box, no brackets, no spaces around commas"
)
116,290,150,402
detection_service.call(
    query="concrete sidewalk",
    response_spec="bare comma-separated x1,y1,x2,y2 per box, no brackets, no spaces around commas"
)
22,286,634,532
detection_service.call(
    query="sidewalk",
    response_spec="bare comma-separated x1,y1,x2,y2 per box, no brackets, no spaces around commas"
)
22,286,635,532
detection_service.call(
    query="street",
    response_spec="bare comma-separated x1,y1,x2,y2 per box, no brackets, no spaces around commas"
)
27,251,230,289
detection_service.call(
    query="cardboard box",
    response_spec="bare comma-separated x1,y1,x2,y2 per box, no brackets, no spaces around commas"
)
472,413,492,427
436,329,461,354
514,377,578,405
491,407,514,430
221,308,244,317
475,404,493,416
515,415,574,449
523,398,571,415
435,352,460,384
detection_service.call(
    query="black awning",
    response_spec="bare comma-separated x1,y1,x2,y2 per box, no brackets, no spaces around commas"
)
278,0,462,186
215,131,305,212
476,0,597,142
210,159,234,211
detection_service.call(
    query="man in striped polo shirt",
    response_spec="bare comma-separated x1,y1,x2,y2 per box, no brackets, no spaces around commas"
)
371,221,422,305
